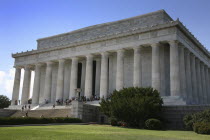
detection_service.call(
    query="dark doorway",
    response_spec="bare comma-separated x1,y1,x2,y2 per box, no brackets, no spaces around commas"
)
77,63,82,89
92,61,96,96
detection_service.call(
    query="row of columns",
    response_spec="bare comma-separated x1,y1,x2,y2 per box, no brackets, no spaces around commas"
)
11,40,210,105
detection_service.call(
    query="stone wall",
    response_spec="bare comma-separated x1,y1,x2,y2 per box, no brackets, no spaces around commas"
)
162,105,210,130
0,109,17,117
71,103,210,130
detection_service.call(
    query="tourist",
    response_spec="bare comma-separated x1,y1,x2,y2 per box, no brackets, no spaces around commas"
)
28,105,30,110
15,100,17,105
25,111,28,117
53,104,55,109
21,106,24,112
24,105,27,109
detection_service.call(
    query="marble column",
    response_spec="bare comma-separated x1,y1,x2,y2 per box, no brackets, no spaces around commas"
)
85,55,93,99
100,52,109,99
179,46,187,99
169,41,180,96
32,64,42,105
55,59,65,101
43,62,53,103
200,63,205,104
185,50,193,103
69,57,78,98
116,49,125,91
151,43,160,92
196,59,202,104
11,67,22,105
95,59,101,97
21,66,31,105
133,47,142,87
204,65,208,104
191,54,197,104
80,61,86,96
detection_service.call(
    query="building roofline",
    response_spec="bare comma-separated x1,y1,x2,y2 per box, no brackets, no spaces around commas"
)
36,9,171,41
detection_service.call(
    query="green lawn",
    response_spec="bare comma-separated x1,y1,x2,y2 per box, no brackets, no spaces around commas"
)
0,124,210,140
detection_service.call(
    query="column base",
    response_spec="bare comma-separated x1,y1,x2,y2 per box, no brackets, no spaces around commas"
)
162,96,186,106
7,105,23,110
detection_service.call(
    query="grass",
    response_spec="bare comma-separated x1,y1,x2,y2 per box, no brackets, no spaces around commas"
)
0,124,210,140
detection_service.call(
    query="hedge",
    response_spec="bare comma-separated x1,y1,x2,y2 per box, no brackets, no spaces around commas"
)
145,118,162,130
193,122,210,135
0,117,82,125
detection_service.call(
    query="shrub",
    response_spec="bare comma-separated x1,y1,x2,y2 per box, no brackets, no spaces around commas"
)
145,118,162,130
193,122,210,135
0,95,10,108
183,109,210,131
100,87,163,128
110,117,118,126
0,117,82,125
183,114,193,130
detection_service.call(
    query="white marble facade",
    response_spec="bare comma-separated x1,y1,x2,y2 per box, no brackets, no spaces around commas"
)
11,10,210,106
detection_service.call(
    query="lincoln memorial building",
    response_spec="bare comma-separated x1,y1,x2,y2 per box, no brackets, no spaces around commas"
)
10,10,210,107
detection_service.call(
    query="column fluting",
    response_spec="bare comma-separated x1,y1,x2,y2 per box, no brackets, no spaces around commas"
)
169,41,181,96
116,49,125,91
85,55,93,99
32,64,42,105
43,61,53,103
185,50,193,103
191,54,197,104
11,67,22,105
69,57,78,98
100,52,109,99
151,43,160,92
21,66,31,105
179,46,187,99
200,63,205,104
55,59,65,101
196,59,202,104
204,65,208,104
133,47,142,87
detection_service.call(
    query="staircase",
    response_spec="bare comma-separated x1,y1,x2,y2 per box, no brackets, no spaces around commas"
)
0,109,17,117
10,109,72,118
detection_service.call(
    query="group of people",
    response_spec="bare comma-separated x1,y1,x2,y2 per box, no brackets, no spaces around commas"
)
21,105,31,112
14,100,21,105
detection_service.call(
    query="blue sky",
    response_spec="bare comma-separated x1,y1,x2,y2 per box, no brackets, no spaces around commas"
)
0,0,210,99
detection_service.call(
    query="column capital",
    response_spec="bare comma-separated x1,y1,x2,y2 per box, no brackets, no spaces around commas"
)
46,61,54,66
117,49,125,53
71,57,79,61
133,46,142,53
35,63,43,67
24,65,33,70
14,66,22,69
151,42,161,48
86,54,93,59
101,52,109,56
168,40,179,46
58,59,65,64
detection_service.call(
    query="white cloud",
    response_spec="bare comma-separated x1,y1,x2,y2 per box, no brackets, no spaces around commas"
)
0,71,6,85
0,68,15,99
0,68,35,100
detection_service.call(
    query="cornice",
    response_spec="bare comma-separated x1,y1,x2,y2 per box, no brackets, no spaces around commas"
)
12,21,178,58
12,20,210,59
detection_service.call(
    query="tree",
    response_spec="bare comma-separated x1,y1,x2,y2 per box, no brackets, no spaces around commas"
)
100,87,163,128
0,95,11,109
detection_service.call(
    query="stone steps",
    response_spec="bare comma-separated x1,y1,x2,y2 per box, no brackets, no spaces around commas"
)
10,109,72,118
0,109,17,117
